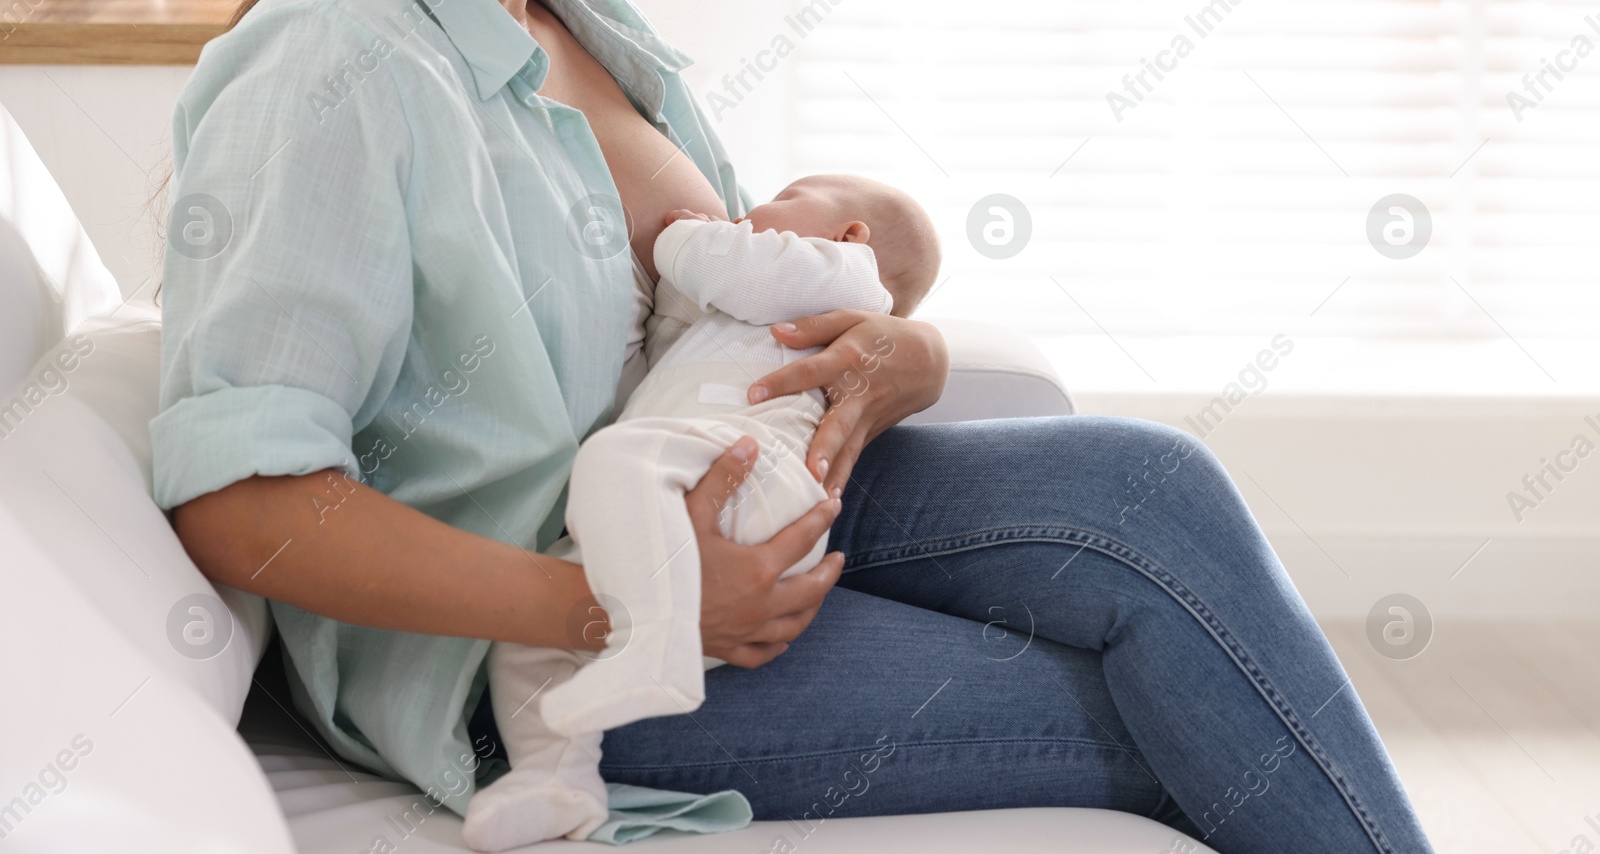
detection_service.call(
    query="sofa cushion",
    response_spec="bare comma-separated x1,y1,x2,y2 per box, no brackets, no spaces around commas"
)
243,694,1216,854
0,302,270,725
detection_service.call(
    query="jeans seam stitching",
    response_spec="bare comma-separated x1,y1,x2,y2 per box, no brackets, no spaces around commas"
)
842,523,1098,570
847,523,1395,854
600,735,1149,774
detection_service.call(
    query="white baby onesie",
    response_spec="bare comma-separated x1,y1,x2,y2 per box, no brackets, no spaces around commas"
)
461,220,891,851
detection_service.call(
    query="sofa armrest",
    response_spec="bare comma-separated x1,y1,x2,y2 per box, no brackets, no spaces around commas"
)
904,318,1074,426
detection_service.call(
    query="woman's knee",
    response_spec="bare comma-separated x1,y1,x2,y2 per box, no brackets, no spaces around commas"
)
1096,417,1234,496
1007,416,1233,501
1082,419,1294,595
996,417,1264,562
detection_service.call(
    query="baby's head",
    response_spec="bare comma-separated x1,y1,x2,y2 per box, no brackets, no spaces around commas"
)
740,174,940,317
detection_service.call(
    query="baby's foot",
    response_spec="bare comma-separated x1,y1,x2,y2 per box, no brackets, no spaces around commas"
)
462,767,608,852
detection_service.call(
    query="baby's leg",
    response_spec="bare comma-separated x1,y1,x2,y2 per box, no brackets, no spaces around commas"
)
462,642,609,852
540,418,731,735
541,414,826,735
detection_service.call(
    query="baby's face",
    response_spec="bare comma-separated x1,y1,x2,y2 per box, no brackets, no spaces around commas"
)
738,177,866,243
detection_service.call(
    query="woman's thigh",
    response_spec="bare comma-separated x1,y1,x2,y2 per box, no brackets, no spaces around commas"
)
824,415,1428,854
828,415,1330,673
599,585,1180,826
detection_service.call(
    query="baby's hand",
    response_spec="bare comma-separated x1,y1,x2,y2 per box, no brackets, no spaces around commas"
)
664,209,715,225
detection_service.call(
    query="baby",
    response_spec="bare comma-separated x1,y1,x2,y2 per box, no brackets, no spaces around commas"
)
462,175,940,851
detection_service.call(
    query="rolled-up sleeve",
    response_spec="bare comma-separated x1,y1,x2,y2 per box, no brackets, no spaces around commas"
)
151,6,414,510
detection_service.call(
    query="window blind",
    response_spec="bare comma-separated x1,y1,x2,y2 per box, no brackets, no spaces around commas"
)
775,0,1600,341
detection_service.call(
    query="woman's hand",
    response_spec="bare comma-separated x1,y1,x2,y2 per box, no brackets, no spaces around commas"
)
685,436,844,668
748,311,948,495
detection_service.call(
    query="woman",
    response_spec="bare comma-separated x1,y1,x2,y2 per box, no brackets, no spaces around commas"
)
153,0,1434,851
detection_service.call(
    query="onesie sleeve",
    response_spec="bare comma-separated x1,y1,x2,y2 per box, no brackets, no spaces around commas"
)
651,219,892,325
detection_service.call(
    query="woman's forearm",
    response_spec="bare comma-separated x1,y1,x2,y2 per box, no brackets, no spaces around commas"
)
171,470,601,650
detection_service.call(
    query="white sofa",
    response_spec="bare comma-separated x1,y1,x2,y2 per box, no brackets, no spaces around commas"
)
0,101,1213,854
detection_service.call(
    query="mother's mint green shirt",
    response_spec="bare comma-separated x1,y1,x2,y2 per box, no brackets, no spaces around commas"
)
151,0,746,812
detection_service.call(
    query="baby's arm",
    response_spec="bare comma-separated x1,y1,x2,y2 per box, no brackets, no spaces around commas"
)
652,216,892,326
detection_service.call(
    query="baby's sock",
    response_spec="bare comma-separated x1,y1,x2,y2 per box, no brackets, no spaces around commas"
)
465,644,611,851
461,726,609,851
541,615,706,736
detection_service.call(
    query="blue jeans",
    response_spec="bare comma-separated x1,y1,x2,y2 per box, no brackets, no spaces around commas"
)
571,417,1431,853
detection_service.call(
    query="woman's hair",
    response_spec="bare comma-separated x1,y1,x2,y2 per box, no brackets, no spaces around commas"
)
228,0,263,28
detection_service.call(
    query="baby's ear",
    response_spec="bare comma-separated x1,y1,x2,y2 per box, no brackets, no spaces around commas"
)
839,221,870,243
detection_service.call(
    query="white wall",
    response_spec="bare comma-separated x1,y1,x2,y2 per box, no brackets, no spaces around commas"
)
1107,391,1600,621
0,66,191,299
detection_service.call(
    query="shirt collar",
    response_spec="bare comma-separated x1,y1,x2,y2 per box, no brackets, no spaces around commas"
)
425,0,539,101
428,0,694,108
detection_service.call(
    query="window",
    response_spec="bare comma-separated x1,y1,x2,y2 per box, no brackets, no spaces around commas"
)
688,0,1600,360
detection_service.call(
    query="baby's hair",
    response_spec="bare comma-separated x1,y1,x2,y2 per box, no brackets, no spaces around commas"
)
875,202,941,319
823,175,940,318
